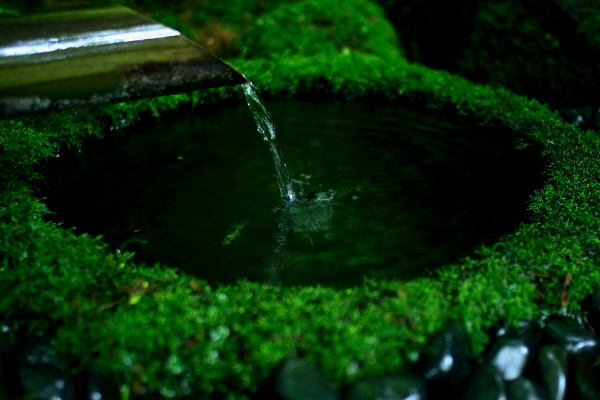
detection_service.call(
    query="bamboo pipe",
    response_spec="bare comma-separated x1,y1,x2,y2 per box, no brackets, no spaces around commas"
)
0,5,248,118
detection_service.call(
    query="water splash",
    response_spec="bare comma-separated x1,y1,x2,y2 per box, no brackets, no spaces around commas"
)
242,83,340,283
242,81,296,203
265,189,337,284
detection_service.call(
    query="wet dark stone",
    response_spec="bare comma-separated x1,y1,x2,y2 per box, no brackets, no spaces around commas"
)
417,323,470,382
506,377,550,400
582,286,600,334
572,356,600,400
488,338,530,381
416,323,470,399
74,367,120,400
537,344,568,400
496,320,541,352
273,357,338,400
0,338,72,398
459,363,506,400
558,107,600,131
9,338,61,367
543,319,599,359
17,364,74,400
342,373,427,400
0,325,14,357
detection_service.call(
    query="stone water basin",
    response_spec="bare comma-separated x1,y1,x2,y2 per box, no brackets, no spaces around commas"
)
39,100,543,287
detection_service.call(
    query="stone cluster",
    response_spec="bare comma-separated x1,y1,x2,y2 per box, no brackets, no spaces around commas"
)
263,314,600,400
0,334,118,399
2,288,600,400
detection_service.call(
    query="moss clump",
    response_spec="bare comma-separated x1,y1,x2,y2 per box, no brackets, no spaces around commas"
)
578,0,600,49
454,0,599,106
0,6,18,15
377,0,600,107
2,0,600,398
237,0,402,61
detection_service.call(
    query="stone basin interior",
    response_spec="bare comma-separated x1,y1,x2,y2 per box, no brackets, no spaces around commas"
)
37,99,543,287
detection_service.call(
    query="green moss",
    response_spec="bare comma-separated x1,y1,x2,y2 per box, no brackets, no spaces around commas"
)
238,0,402,61
3,51,600,396
0,5,18,15
578,0,600,49
374,0,600,107
454,0,599,106
2,0,600,398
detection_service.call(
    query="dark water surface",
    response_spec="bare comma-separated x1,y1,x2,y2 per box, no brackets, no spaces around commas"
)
40,100,542,287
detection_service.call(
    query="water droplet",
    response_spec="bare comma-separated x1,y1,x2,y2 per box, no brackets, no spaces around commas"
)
90,391,103,400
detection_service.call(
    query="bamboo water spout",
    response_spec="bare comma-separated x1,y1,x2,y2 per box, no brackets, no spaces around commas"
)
0,5,247,118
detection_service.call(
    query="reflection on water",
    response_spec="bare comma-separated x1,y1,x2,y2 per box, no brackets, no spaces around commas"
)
39,100,542,287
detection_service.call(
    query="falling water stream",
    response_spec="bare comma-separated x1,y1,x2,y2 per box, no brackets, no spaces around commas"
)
242,81,336,282
242,82,296,203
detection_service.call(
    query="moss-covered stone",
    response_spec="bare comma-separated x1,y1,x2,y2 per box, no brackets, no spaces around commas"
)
237,0,402,61
455,0,600,107
378,0,600,107
2,0,600,399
